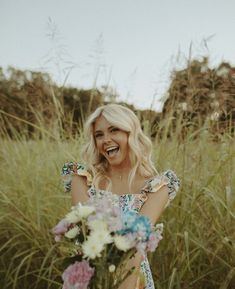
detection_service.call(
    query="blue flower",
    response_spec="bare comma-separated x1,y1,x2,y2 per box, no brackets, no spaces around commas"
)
122,211,138,227
132,215,152,240
118,211,152,241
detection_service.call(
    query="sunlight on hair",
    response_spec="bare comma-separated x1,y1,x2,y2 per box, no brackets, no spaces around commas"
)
81,104,157,191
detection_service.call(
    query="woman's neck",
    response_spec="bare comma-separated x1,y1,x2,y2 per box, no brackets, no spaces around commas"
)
108,163,132,179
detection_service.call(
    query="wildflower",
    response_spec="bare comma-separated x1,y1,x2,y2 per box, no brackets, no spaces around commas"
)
62,260,94,289
155,223,164,233
66,204,95,223
65,226,80,239
52,218,71,242
209,92,216,99
88,219,108,232
146,223,163,252
210,112,220,121
178,102,187,111
121,211,138,232
108,206,123,231
114,235,133,251
108,215,123,232
132,215,152,241
82,235,104,259
65,210,81,223
109,264,116,272
91,229,113,245
147,232,160,252
77,204,95,218
136,241,147,256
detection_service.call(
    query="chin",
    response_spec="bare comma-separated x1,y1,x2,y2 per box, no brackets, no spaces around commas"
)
109,158,128,167
107,159,121,166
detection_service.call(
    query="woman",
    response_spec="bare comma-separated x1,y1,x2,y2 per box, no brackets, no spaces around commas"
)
62,104,180,289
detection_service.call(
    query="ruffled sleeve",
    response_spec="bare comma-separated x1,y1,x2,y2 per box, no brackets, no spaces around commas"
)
143,170,180,205
61,162,93,193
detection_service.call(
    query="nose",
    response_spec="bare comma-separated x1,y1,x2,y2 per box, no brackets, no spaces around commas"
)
103,132,112,143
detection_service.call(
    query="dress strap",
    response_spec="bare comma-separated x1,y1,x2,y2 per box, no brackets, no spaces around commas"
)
61,162,93,193
132,192,148,212
141,170,180,205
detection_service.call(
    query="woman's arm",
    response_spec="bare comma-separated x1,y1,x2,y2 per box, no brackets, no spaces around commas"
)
71,175,90,205
118,186,169,289
140,185,169,224
118,252,143,289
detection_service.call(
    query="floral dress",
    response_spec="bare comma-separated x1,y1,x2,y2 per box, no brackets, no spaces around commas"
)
61,162,180,289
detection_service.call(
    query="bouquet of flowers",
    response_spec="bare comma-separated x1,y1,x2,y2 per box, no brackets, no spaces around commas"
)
52,192,163,289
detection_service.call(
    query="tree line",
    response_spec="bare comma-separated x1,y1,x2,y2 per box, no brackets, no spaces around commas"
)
0,58,234,139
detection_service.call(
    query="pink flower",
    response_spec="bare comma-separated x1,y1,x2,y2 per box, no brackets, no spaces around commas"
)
147,232,163,252
108,207,123,231
52,218,70,242
62,260,95,289
136,241,147,256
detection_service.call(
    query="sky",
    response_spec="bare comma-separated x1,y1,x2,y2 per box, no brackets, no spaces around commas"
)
0,0,235,111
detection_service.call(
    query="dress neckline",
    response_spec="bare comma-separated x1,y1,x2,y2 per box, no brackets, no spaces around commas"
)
89,177,152,198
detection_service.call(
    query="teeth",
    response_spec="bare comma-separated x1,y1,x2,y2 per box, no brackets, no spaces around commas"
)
106,146,118,152
106,146,119,155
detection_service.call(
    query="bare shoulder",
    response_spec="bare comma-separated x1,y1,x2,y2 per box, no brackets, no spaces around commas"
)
71,175,90,205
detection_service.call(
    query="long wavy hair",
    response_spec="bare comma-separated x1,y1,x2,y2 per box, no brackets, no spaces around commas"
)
81,104,157,191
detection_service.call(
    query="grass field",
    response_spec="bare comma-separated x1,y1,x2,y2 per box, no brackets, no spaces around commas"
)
0,118,234,289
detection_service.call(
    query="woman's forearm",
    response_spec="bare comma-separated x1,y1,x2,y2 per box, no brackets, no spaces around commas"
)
118,253,144,289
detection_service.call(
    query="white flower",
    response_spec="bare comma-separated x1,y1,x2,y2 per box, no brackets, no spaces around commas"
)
64,226,80,239
88,219,108,232
109,264,116,272
210,112,220,121
178,102,187,111
155,223,164,235
65,204,95,223
82,235,104,259
77,204,95,218
92,229,113,245
114,235,132,251
211,101,219,108
155,223,164,231
65,210,81,223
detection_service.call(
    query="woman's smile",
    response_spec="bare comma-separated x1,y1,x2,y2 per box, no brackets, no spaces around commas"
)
105,146,120,157
94,115,130,168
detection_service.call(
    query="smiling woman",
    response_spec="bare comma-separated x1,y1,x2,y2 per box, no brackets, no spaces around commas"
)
82,104,158,195
61,104,180,289
94,116,129,170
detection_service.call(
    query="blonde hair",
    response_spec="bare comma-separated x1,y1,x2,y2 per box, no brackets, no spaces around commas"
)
81,104,157,191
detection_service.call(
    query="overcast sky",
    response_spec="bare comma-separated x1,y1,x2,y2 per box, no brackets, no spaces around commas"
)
1,0,234,110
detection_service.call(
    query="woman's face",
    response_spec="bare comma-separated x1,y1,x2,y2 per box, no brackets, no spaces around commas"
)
93,115,130,168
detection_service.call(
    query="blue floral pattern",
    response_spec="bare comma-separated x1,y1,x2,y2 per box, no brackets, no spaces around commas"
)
61,162,180,289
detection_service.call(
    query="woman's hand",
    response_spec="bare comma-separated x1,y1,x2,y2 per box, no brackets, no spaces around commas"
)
117,253,144,289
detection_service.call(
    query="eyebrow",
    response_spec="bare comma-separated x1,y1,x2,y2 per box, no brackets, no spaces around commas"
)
94,126,115,134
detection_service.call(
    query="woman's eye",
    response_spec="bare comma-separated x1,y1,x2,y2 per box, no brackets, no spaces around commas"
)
111,127,119,133
95,133,103,138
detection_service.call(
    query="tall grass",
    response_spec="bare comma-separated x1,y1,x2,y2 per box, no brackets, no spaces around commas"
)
0,111,234,289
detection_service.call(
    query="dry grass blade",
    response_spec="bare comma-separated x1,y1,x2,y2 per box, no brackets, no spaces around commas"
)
219,268,235,289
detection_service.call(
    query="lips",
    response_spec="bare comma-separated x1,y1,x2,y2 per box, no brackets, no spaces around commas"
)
105,146,120,156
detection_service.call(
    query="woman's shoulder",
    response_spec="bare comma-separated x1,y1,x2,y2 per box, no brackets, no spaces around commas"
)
143,169,180,203
61,162,93,193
